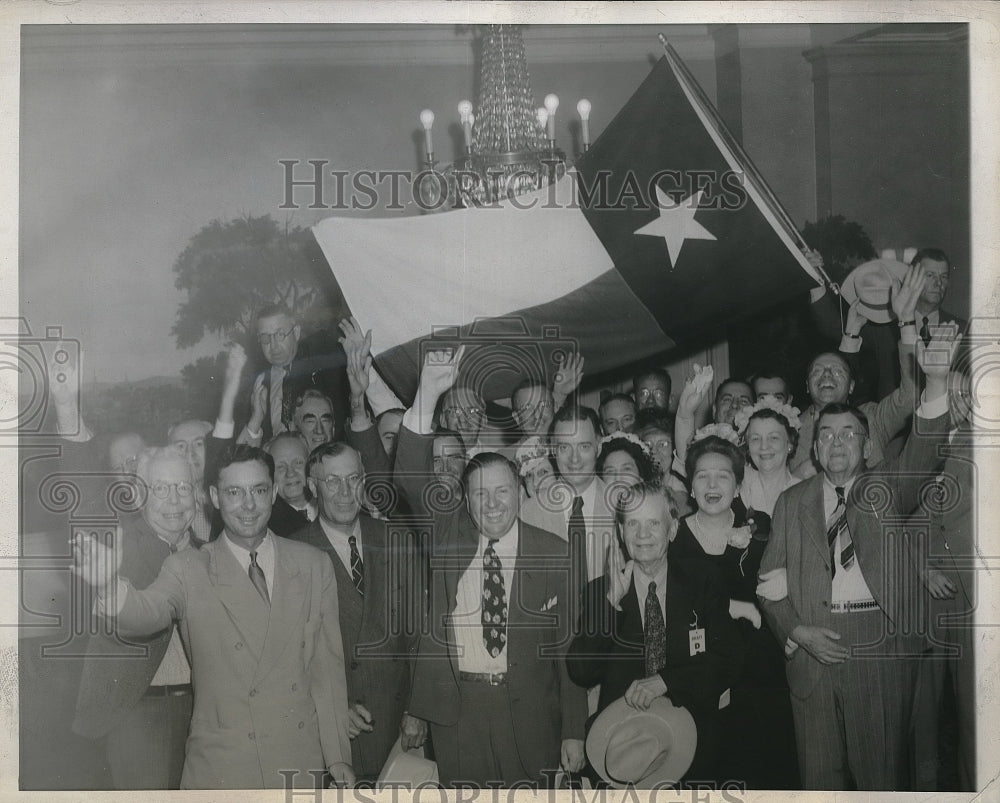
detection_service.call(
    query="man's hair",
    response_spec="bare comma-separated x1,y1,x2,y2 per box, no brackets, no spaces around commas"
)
599,393,637,415
305,441,362,476
685,435,746,487
750,369,789,390
548,403,602,440
255,302,295,327
135,445,193,487
510,377,550,405
814,402,870,441
910,247,951,269
633,368,672,395
460,451,519,491
614,480,678,528
210,443,275,487
635,409,674,436
166,419,212,442
292,388,334,415
263,431,308,455
376,408,406,425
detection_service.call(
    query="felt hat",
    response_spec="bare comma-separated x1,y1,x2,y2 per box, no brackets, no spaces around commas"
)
587,697,697,789
377,737,439,789
839,257,910,324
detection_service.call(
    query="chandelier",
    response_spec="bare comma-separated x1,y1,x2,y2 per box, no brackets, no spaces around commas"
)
417,25,592,209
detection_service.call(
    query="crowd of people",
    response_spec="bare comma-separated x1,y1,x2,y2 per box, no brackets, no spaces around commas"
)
21,247,977,792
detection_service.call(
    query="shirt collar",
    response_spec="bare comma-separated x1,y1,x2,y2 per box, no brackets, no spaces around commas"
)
633,559,669,592
479,520,518,560
222,530,274,560
319,515,361,543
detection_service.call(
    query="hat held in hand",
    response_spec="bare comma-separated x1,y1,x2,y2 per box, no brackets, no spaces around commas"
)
587,697,697,788
839,256,910,324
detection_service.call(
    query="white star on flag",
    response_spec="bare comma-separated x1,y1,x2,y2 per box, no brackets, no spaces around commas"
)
634,187,717,269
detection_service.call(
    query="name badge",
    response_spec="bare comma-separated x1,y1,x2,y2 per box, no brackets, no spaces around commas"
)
689,627,706,656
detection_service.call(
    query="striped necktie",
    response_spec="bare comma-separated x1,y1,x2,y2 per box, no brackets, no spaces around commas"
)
826,486,856,575
348,534,364,595
270,365,288,434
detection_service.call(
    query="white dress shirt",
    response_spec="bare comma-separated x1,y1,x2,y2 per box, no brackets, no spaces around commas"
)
221,530,277,597
564,476,607,582
452,523,519,674
823,476,876,605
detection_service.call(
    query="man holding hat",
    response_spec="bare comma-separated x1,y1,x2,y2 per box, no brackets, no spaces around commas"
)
567,481,743,787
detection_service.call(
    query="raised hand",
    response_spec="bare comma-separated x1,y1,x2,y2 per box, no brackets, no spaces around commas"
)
248,374,267,430
890,264,928,323
552,352,584,398
338,317,373,401
222,341,248,393
70,525,123,593
605,536,634,611
917,330,958,405
417,346,465,401
677,363,713,418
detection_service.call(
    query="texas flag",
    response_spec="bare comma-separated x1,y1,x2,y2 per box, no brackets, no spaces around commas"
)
312,46,824,402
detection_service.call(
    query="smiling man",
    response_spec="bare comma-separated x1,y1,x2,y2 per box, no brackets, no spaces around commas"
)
395,349,587,788
73,444,354,789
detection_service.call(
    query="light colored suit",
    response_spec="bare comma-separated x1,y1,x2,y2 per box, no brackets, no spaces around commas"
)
113,533,351,789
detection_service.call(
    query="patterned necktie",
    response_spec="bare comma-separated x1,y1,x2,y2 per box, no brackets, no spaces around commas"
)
827,486,856,575
568,495,588,595
270,366,287,434
920,316,932,347
348,534,364,595
481,541,508,658
644,581,666,675
249,550,270,605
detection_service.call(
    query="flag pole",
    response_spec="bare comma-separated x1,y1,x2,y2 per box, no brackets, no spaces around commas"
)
657,34,835,290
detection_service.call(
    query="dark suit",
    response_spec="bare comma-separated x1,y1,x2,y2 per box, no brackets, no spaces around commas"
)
247,329,350,442
268,495,313,538
566,570,743,785
73,516,203,788
759,411,950,789
395,425,587,787
110,533,351,789
288,514,419,778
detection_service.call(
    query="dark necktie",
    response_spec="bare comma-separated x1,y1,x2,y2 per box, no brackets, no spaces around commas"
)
644,581,666,675
249,550,270,605
826,486,856,575
482,541,507,658
271,366,288,434
348,534,364,595
920,315,931,347
568,495,588,596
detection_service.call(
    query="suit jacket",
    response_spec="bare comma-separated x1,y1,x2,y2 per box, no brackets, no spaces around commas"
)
288,514,419,776
395,426,587,779
112,533,351,789
73,516,203,738
566,570,743,721
248,330,349,442
268,495,314,538
520,476,616,571
759,411,950,699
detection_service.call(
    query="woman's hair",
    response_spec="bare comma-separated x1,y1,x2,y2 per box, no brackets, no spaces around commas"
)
745,407,799,463
685,435,746,487
596,436,657,482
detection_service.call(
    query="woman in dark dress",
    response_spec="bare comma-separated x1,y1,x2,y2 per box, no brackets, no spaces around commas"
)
669,434,800,790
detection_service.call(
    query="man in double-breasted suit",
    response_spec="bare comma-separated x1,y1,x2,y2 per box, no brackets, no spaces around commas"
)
394,349,588,788
758,339,953,790
74,444,354,790
73,446,205,789
289,439,426,781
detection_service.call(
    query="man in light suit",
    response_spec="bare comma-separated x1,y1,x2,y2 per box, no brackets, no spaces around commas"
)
73,443,355,789
395,349,587,788
758,335,953,790
73,446,204,789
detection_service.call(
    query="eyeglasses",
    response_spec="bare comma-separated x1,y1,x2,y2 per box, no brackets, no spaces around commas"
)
113,455,140,474
816,430,863,445
443,406,484,420
257,328,294,347
148,481,194,499
312,473,363,493
809,366,849,381
637,388,667,401
221,484,272,501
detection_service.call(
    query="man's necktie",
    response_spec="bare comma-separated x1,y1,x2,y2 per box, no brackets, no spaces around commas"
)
644,581,666,675
568,495,588,596
920,316,932,347
348,534,364,595
826,486,856,575
482,541,507,658
249,550,270,605
270,366,287,434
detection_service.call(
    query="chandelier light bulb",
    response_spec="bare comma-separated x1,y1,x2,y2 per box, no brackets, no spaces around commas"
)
544,94,559,115
457,100,473,123
576,99,591,121
536,107,548,127
419,109,435,130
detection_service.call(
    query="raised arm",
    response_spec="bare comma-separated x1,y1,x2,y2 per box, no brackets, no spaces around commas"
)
673,363,714,470
551,352,584,412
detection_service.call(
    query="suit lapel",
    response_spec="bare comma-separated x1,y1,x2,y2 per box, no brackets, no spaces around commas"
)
207,539,269,663
798,476,829,563
254,537,305,684
359,516,387,634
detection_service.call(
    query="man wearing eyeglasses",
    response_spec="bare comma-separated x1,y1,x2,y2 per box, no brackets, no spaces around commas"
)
73,446,205,789
287,442,427,782
633,367,672,414
72,443,355,789
757,336,954,790
237,302,349,446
